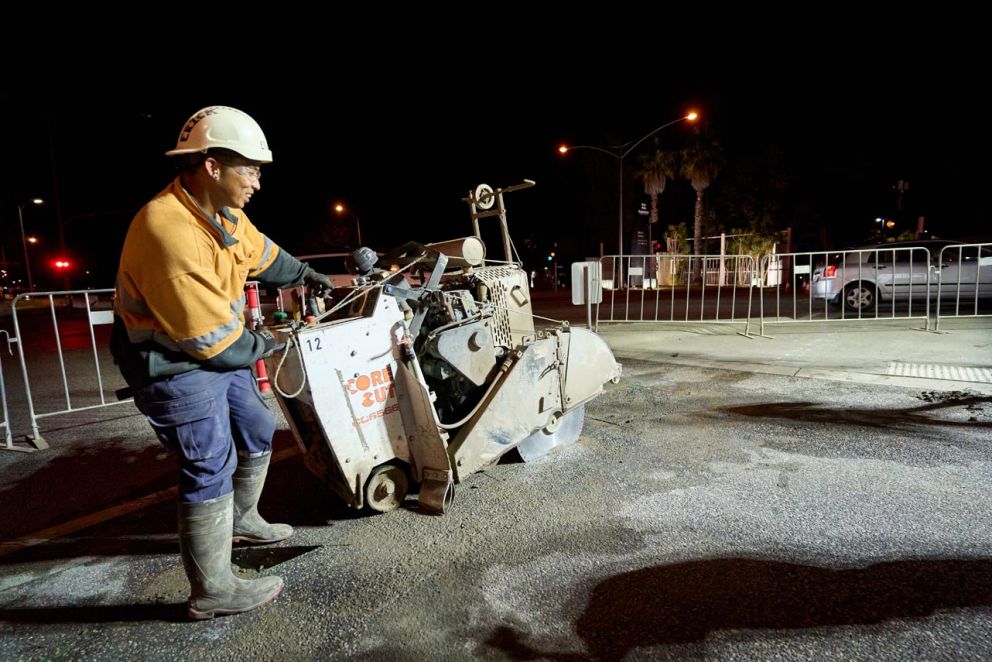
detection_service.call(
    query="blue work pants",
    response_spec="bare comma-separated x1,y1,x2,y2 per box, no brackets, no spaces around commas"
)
134,368,275,502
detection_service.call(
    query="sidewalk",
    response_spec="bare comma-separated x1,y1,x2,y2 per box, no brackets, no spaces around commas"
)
597,317,992,394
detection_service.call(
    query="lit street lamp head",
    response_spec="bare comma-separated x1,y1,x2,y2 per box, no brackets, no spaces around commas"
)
333,201,363,247
556,110,700,278
18,198,45,291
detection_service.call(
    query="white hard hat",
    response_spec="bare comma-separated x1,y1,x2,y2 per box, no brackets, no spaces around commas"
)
165,106,273,163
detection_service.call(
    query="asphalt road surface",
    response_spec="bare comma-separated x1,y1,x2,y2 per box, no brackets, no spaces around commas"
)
1,343,990,659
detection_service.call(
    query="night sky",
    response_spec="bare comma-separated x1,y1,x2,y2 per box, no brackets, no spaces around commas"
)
4,45,984,291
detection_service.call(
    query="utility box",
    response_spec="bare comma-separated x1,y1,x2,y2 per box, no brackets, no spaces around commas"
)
571,261,603,305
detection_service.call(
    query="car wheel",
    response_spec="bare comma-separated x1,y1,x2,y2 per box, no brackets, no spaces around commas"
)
843,282,876,314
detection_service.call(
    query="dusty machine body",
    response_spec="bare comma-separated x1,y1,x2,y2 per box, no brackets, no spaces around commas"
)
265,181,621,513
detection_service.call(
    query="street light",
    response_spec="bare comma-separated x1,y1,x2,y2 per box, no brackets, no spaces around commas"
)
874,216,896,239
559,111,698,286
333,202,363,247
17,198,44,291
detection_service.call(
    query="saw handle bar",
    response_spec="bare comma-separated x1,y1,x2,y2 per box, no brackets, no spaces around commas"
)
460,179,535,206
383,252,448,337
377,241,427,268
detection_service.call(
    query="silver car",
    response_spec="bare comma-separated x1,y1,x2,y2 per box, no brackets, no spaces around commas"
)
810,240,992,313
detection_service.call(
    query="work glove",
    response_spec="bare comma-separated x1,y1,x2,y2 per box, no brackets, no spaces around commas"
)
304,267,334,294
257,329,286,358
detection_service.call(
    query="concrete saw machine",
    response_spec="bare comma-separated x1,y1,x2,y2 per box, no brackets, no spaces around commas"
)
264,181,621,514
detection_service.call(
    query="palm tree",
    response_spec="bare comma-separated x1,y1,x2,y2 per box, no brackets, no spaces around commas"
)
635,147,678,288
638,147,679,235
680,133,725,281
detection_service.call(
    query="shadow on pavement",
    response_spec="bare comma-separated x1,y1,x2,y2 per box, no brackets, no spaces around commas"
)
488,557,992,660
719,395,992,430
0,603,187,624
233,545,320,572
0,533,178,564
0,441,177,543
0,430,336,564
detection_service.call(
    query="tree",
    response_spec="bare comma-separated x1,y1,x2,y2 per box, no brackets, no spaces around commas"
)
727,226,779,286
664,222,689,253
314,215,355,251
636,147,679,286
680,132,725,280
708,147,788,238
637,147,679,229
661,222,689,285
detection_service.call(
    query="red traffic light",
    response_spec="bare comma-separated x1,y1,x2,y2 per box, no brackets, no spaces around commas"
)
52,259,72,270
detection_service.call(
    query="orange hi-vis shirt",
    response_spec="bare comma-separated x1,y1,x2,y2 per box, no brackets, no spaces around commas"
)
114,178,306,374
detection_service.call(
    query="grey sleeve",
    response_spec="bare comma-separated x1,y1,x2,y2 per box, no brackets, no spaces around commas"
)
255,247,309,288
200,328,266,370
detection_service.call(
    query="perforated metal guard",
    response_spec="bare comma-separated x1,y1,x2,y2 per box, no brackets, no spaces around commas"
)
475,266,525,348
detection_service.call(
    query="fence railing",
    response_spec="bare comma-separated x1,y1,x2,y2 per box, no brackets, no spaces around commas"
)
596,245,992,336
1,330,16,451
9,289,131,447
935,243,992,331
597,254,759,326
754,247,934,335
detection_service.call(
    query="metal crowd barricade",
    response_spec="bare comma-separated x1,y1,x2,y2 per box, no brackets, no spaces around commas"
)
754,247,932,336
935,243,992,331
595,246,989,338
597,254,758,329
10,289,132,448
1,330,17,451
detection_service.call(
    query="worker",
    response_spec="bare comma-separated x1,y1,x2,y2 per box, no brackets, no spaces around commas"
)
110,106,334,619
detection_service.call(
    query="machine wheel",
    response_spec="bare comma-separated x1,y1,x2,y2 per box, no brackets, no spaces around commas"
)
843,282,876,314
364,464,409,513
